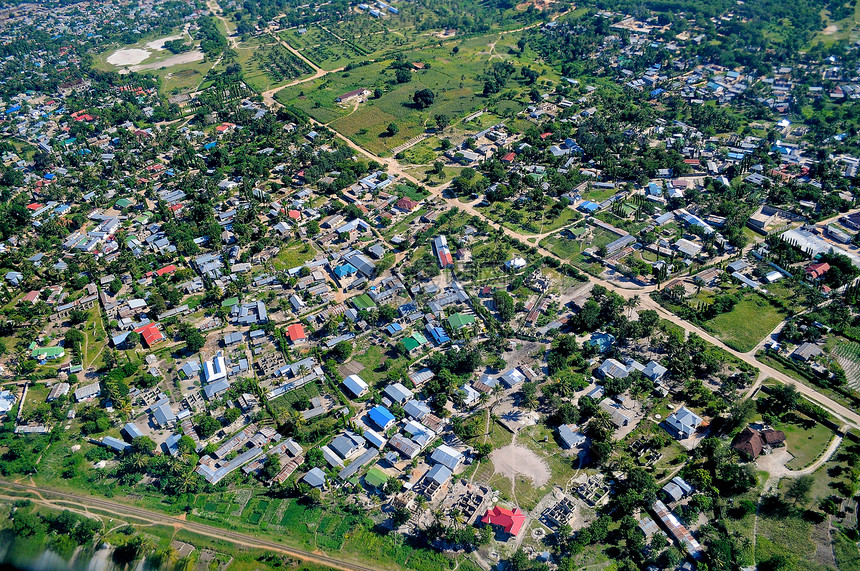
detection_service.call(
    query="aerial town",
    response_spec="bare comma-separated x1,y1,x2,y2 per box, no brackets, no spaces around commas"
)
1,0,860,569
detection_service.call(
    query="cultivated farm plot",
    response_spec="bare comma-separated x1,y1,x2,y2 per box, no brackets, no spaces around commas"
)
280,27,364,71
830,340,860,391
236,38,314,92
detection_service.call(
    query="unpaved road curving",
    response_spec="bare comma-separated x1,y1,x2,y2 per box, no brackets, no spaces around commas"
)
0,480,379,571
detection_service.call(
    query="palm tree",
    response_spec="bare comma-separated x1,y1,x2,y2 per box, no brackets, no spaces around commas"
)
625,295,640,317
149,545,178,568
172,462,200,494
590,408,615,434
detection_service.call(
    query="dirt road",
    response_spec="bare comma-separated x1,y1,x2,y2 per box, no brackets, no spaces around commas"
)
0,480,379,571
243,12,860,432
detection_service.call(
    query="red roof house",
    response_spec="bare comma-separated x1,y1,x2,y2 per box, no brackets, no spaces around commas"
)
395,197,419,212
501,152,516,164
287,323,307,344
22,290,39,303
147,264,178,278
481,506,526,536
134,323,165,347
539,132,553,140
288,209,301,220
805,262,830,280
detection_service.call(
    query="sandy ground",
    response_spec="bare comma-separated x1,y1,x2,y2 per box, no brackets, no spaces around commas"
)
146,34,184,50
822,25,839,35
490,443,550,487
107,48,150,66
129,51,204,71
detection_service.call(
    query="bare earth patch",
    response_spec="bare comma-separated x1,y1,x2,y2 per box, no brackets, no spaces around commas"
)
145,34,184,50
490,443,550,487
107,48,151,66
823,24,839,35
129,51,204,72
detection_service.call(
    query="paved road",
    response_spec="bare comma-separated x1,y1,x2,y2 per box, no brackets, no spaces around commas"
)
0,480,378,571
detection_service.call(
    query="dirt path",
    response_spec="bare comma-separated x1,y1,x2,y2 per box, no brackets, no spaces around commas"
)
247,14,860,433
0,480,379,571
260,27,338,107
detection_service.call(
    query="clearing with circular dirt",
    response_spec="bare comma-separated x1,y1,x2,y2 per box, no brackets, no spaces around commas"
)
490,443,550,487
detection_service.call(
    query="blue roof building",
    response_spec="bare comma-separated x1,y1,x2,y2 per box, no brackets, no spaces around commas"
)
102,436,129,452
369,405,396,430
334,263,357,278
122,422,144,440
386,322,403,336
427,326,450,345
587,332,616,353
578,201,599,213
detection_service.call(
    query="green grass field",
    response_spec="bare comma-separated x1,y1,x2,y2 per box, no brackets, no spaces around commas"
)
272,241,318,270
539,224,617,273
706,294,786,352
275,30,556,155
268,382,321,421
775,414,835,470
477,202,581,236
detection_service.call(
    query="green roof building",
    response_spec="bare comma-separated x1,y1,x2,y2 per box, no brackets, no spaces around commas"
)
351,294,376,311
115,198,133,209
448,313,476,330
403,331,428,353
31,346,65,360
365,467,388,489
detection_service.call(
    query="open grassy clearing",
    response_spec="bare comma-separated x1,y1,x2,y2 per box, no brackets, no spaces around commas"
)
276,32,555,155
271,241,318,271
705,294,786,352
810,0,860,46
156,60,213,94
755,510,825,571
268,381,321,420
477,202,581,236
539,223,616,266
514,423,581,510
400,136,441,164
92,28,202,72
774,413,835,470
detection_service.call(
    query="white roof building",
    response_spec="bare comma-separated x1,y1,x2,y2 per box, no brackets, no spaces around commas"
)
204,351,228,384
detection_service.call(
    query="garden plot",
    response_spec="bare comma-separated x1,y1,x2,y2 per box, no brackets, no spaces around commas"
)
831,340,860,391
